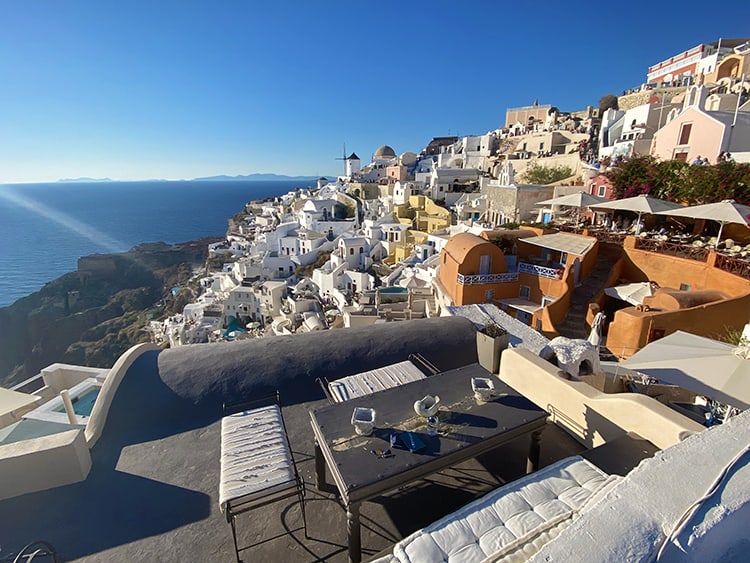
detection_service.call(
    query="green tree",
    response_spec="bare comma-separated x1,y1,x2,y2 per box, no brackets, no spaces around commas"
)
522,162,573,185
598,94,619,115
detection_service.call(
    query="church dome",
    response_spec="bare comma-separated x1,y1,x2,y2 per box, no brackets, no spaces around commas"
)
373,145,397,160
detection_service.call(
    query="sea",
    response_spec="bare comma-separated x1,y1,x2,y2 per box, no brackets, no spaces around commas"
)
0,180,310,307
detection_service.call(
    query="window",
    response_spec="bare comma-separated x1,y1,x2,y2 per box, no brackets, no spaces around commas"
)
359,247,364,254
539,142,544,150
484,289,495,301
535,319,543,331
680,283,691,291
678,123,692,145
517,310,531,324
350,247,354,255
598,185,606,196
520,285,530,299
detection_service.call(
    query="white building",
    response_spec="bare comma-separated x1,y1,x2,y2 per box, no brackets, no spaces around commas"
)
298,199,337,230
598,101,679,159
331,237,371,271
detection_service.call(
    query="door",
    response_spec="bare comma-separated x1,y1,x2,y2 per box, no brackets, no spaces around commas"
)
573,258,582,286
479,254,491,275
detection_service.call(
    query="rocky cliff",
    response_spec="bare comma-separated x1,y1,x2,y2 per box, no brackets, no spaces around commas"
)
0,238,220,388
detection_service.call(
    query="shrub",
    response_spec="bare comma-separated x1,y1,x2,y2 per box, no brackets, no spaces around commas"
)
523,162,573,185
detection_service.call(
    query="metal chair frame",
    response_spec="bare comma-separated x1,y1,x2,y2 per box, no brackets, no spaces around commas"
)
221,391,307,562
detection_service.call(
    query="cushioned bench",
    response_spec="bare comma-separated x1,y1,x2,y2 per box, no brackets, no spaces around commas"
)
371,456,617,563
220,404,306,562
327,360,427,403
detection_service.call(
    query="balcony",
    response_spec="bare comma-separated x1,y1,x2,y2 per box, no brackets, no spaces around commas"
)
457,272,519,285
518,262,561,280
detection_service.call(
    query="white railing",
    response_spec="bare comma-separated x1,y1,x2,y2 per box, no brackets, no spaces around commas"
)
518,262,562,280
457,272,519,285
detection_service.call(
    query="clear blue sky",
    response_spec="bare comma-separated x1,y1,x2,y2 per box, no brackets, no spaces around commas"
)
1,1,748,183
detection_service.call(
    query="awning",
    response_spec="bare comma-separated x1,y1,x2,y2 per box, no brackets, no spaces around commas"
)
520,233,595,256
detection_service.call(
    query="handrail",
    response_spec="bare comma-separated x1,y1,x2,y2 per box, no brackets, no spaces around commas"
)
457,272,518,285
518,262,561,280
633,237,709,262
714,253,750,280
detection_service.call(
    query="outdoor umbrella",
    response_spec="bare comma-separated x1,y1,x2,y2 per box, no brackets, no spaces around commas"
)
590,194,682,234
535,192,610,208
604,282,655,306
655,199,750,245
620,330,750,410
535,192,610,225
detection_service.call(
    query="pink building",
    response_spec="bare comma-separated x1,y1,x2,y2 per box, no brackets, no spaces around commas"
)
650,87,750,164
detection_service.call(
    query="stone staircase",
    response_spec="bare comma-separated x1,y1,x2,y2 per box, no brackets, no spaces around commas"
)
555,251,618,340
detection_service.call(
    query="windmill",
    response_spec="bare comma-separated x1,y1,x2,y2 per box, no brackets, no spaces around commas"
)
335,144,347,175
336,144,360,177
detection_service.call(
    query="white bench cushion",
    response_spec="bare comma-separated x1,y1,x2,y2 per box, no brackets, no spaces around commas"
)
328,360,426,403
391,456,611,563
219,405,295,513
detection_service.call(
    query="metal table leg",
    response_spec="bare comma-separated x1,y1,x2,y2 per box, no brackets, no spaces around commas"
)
526,428,543,474
347,502,362,563
314,440,327,491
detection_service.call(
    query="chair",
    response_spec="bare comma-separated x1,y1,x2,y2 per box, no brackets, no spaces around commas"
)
219,392,307,562
317,359,429,404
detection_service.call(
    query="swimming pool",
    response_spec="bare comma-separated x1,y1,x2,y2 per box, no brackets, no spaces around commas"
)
24,378,102,425
379,287,408,294
53,388,100,417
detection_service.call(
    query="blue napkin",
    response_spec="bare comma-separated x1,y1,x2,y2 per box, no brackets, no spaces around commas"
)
399,432,425,453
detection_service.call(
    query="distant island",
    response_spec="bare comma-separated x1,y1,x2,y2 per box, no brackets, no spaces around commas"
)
191,173,327,182
57,177,113,183
54,173,331,183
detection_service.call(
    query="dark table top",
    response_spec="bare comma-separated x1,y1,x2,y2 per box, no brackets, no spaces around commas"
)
309,363,547,505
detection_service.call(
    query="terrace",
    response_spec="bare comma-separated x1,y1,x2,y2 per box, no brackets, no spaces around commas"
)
3,315,727,562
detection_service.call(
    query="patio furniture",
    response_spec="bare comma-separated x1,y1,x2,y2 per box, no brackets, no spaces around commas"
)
220,394,307,562
309,363,548,563
370,455,615,563
318,360,428,403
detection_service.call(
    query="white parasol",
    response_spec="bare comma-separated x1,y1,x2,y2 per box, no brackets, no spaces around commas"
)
621,330,750,410
591,194,682,234
655,199,750,245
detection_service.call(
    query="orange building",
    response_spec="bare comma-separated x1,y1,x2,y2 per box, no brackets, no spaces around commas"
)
437,233,510,306
597,236,750,358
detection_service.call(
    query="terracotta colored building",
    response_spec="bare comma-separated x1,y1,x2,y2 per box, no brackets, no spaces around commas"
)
437,233,509,306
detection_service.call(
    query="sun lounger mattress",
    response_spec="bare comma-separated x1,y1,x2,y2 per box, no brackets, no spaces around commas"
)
219,405,295,512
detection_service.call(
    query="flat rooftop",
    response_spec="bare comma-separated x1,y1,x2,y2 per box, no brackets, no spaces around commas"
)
0,395,584,562
0,318,656,561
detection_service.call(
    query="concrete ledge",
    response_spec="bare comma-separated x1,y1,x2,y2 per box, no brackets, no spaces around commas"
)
0,429,91,501
85,343,160,448
498,348,704,450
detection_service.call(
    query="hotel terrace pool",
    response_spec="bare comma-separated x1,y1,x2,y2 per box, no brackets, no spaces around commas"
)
24,378,102,426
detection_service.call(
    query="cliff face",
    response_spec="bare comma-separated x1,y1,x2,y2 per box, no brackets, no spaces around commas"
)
0,239,219,388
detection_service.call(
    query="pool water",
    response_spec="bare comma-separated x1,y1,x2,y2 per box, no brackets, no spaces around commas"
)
54,389,100,417
379,287,408,294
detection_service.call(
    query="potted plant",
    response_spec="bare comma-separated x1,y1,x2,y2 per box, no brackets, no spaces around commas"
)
476,322,509,374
